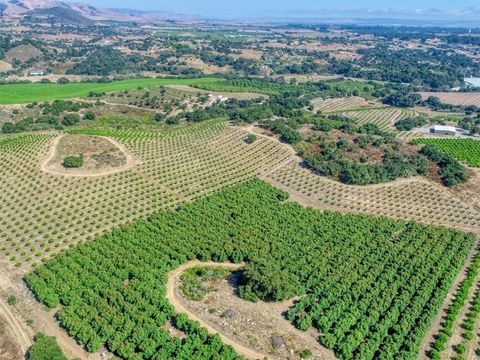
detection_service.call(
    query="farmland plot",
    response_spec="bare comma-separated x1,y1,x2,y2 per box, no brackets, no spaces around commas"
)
264,161,480,233
419,92,480,107
416,138,480,167
26,179,475,360
337,108,422,138
0,120,290,268
166,85,266,100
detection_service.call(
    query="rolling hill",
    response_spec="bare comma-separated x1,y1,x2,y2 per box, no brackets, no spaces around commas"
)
0,0,195,24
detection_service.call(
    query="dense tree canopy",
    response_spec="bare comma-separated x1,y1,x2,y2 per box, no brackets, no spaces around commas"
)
25,180,475,360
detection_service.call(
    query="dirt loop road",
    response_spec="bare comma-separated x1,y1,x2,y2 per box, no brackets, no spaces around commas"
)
39,134,137,177
166,260,267,360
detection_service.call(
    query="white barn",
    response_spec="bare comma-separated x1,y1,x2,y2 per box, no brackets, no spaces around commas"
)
432,125,457,136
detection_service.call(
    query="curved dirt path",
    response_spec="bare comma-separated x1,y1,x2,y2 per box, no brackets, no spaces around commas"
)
166,260,267,360
40,134,137,177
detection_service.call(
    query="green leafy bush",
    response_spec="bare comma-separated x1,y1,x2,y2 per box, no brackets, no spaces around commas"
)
27,333,67,360
63,155,83,169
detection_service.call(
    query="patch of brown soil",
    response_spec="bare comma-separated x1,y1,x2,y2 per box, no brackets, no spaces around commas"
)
0,311,26,360
0,61,12,72
4,45,42,63
41,134,137,177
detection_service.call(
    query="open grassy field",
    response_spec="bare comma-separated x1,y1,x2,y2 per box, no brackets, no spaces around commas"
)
0,78,223,104
0,120,290,268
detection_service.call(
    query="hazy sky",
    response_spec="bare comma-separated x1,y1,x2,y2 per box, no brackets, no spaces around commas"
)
82,1,478,18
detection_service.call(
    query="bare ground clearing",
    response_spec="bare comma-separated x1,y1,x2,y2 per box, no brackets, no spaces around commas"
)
167,261,335,360
40,134,138,177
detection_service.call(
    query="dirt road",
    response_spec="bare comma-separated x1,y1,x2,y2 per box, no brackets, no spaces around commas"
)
0,296,32,355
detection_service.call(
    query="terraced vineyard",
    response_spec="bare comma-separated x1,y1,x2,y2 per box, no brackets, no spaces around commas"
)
416,138,480,167
0,120,290,268
310,99,421,139
264,160,480,233
338,108,422,139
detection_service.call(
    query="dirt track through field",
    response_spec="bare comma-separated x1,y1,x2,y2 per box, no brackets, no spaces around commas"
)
0,273,100,360
0,296,31,355
166,261,267,360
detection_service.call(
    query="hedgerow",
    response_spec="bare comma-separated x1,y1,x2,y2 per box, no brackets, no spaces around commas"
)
25,180,475,359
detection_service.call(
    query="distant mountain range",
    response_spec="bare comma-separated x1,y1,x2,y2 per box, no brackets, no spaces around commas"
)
0,0,478,27
0,0,197,24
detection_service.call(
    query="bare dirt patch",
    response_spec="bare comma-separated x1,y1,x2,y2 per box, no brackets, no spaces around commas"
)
167,261,335,360
4,45,42,63
0,297,29,360
0,61,12,72
41,134,137,177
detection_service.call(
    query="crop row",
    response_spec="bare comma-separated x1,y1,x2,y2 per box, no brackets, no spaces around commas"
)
311,96,376,113
0,121,290,267
264,161,480,232
416,138,480,167
429,251,480,359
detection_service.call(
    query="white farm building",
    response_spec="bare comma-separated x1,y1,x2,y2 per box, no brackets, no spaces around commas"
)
432,125,457,136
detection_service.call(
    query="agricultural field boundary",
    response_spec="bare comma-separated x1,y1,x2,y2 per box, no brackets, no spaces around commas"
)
263,161,480,235
415,138,480,168
0,77,223,104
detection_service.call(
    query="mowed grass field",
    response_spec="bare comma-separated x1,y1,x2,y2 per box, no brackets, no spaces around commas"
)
0,77,223,104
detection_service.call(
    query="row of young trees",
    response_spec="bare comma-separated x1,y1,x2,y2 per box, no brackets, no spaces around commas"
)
429,251,480,359
25,180,475,360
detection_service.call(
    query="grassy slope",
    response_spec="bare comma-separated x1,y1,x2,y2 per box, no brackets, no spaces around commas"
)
0,78,222,104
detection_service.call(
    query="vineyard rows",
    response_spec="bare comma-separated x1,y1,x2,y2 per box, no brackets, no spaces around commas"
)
338,108,416,132
25,180,475,360
0,120,290,267
264,161,480,233
416,138,480,167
